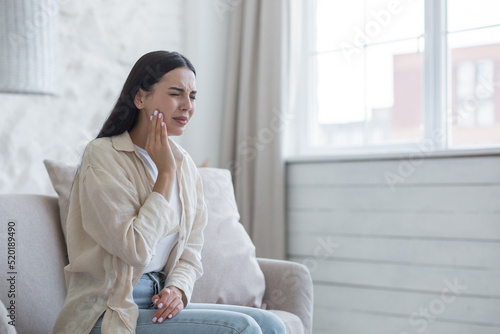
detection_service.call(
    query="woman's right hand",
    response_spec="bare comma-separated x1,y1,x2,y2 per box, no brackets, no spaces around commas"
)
146,110,177,201
145,110,176,175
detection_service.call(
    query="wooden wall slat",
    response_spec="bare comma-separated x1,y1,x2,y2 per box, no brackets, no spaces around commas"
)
288,211,500,240
313,307,500,334
287,234,500,268
288,258,500,297
288,186,500,212
313,284,500,325
287,156,500,186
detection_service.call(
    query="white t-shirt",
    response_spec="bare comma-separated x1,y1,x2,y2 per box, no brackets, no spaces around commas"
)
134,145,181,273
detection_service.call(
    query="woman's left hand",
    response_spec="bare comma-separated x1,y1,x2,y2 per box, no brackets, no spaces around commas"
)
151,286,184,323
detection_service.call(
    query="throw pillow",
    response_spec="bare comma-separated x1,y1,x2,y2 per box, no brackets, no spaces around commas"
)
43,159,78,240
191,168,266,308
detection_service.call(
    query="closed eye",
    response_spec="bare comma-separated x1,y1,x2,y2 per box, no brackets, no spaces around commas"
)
168,87,196,100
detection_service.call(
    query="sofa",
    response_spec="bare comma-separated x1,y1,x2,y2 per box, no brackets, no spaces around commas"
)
0,164,313,334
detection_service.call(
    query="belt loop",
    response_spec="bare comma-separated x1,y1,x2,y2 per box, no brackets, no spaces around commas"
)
146,271,168,295
157,271,167,289
146,272,161,296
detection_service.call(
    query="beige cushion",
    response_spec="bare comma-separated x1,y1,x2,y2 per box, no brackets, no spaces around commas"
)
192,168,266,307
44,161,266,308
43,159,78,240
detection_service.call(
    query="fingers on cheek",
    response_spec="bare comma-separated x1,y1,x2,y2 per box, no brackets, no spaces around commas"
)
158,113,163,128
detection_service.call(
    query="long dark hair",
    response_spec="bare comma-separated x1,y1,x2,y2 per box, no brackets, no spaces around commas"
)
96,51,196,138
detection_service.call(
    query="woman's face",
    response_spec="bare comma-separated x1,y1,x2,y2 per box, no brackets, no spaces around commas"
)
138,67,197,136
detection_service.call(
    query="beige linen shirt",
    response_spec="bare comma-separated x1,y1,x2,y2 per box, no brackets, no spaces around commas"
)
53,131,207,334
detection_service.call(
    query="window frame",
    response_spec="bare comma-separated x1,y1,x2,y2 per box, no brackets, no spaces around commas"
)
424,0,448,150
292,0,500,159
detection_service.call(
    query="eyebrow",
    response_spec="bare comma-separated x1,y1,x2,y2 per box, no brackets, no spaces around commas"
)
168,87,197,94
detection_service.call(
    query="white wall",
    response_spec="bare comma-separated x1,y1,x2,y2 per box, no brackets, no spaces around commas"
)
0,0,229,195
176,0,230,168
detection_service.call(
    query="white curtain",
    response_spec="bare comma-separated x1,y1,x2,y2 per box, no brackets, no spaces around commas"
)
221,0,296,259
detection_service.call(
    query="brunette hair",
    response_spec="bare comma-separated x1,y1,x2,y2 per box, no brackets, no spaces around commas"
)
96,51,196,138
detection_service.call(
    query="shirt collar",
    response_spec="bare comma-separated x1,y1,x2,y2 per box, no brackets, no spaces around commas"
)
111,131,184,162
111,131,135,152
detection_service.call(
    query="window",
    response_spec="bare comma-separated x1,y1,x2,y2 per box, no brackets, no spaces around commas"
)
302,0,500,155
448,0,500,146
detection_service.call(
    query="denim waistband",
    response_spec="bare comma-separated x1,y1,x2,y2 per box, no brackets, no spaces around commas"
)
141,271,167,296
134,271,167,309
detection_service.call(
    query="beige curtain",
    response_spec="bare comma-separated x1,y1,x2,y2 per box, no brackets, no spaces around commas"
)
221,0,292,259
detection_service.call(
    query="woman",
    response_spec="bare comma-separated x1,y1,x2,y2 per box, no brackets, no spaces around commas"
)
53,51,285,334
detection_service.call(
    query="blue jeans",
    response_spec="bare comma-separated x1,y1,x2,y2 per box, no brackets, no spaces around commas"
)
90,272,285,334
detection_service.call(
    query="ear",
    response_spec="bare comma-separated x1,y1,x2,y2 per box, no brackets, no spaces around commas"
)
134,88,147,109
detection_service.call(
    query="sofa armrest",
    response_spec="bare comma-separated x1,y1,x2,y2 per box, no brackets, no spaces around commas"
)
257,258,313,334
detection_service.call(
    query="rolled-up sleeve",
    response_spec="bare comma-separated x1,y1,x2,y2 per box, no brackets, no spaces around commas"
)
80,164,180,268
165,170,208,305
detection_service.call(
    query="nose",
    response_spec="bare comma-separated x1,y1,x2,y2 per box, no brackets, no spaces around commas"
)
180,95,192,111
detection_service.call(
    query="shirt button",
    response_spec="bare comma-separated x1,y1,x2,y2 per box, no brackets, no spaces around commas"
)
176,260,180,265
181,236,185,240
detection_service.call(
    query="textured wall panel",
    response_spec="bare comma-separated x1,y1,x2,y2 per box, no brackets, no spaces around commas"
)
0,0,185,194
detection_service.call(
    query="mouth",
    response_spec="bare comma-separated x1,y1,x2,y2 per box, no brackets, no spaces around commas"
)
173,116,188,126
